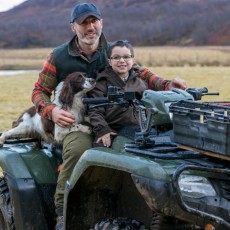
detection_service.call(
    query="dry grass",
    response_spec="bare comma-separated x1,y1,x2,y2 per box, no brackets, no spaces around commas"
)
135,46,230,67
149,66,230,101
0,47,230,130
0,48,52,70
1,46,230,70
0,72,38,130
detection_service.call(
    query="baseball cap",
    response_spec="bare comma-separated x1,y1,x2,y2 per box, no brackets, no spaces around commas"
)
70,3,101,24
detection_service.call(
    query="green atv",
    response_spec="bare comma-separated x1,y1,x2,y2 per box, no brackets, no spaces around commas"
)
0,87,229,230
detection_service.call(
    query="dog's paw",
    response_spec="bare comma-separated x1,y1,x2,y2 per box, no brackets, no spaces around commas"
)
0,139,5,148
73,124,92,134
84,126,92,134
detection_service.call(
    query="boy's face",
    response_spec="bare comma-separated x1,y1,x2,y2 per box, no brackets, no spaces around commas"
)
109,46,134,77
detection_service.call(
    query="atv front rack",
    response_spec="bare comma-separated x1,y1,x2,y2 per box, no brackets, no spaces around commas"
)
124,135,205,160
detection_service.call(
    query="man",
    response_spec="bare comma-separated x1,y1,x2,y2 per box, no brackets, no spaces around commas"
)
32,2,187,230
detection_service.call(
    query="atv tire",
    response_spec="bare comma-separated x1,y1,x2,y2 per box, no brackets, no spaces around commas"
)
0,177,15,230
150,212,202,230
92,217,147,230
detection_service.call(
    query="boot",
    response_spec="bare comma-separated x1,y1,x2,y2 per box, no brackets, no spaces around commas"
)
55,215,64,230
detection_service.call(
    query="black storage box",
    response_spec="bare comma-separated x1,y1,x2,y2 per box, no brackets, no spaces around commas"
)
170,101,230,156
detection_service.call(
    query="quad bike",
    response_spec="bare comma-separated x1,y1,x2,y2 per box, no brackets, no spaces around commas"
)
0,86,229,230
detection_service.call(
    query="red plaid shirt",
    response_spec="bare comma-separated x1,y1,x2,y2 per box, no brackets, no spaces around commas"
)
32,53,58,119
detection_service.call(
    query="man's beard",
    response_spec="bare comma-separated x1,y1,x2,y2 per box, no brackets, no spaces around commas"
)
82,35,100,45
78,28,102,45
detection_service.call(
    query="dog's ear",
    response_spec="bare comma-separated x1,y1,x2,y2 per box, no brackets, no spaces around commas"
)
59,72,85,109
59,80,74,109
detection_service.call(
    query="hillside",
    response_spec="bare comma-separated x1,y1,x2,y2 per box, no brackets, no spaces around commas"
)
0,0,230,48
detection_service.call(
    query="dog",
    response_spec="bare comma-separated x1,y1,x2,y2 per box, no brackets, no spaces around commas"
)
0,72,96,147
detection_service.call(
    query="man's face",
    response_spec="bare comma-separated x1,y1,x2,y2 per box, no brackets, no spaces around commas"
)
71,16,103,45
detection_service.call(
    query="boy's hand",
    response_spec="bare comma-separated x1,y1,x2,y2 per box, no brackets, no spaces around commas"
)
97,132,117,147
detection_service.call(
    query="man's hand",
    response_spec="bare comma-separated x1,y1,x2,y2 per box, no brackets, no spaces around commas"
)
96,132,117,147
51,106,75,128
168,77,187,90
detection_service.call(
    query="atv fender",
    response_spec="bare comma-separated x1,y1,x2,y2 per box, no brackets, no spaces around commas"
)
0,144,59,230
69,147,167,184
64,147,167,229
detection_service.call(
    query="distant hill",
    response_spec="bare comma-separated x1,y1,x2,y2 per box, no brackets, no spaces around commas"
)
0,0,230,48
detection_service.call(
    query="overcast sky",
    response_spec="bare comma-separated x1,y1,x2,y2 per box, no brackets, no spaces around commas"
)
0,0,27,12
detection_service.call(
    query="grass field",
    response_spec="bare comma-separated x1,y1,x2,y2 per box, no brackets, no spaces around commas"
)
135,46,230,67
0,47,230,130
1,46,230,70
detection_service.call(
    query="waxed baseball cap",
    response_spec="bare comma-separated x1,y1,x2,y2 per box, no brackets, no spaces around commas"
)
70,3,101,24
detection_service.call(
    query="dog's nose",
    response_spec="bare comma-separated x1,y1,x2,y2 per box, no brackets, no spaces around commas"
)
89,79,96,85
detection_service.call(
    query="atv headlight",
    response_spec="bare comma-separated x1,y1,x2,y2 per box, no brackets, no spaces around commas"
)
178,175,216,198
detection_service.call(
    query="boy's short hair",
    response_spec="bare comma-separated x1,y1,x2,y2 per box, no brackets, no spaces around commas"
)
108,40,134,58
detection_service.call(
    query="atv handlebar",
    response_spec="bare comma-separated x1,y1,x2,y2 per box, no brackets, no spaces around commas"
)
186,87,219,100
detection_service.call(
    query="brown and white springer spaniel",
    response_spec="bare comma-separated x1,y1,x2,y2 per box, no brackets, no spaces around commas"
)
0,72,96,147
